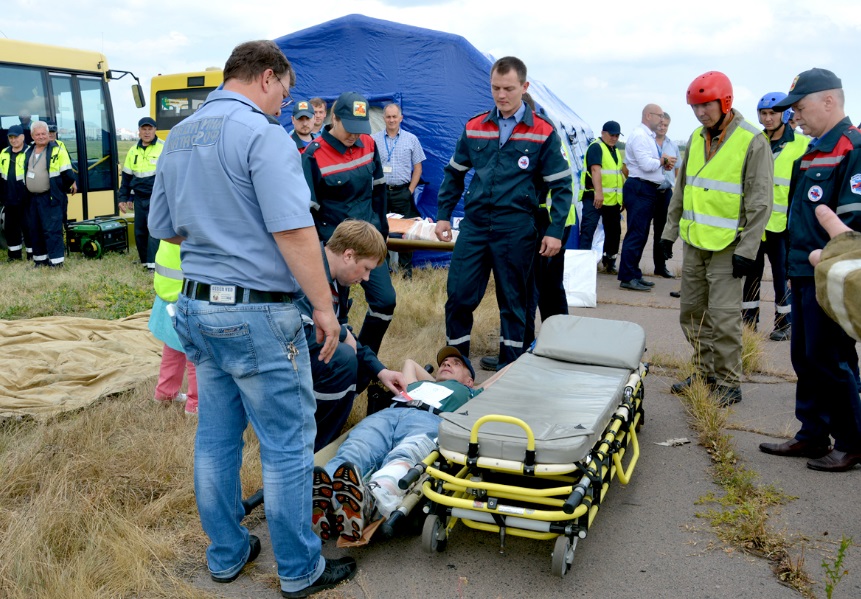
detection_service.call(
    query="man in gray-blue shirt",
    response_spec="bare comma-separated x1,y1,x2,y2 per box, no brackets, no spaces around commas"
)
148,40,356,598
371,103,426,277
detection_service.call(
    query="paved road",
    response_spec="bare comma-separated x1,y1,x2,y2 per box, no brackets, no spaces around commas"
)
193,261,861,599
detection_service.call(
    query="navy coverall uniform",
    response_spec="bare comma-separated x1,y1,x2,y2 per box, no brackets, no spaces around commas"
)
0,146,28,260
437,107,573,368
23,141,76,266
302,125,395,357
296,244,386,451
119,138,164,267
786,117,861,454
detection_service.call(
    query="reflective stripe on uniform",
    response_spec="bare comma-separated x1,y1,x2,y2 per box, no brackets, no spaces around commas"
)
315,385,357,401
741,301,759,310
500,337,524,348
154,262,183,280
543,168,572,183
681,209,739,231
367,309,394,321
836,203,861,215
448,158,469,172
684,175,742,195
446,334,471,346
319,152,372,176
776,304,792,314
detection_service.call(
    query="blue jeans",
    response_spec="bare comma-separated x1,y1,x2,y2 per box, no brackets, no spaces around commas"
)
324,407,441,478
174,295,325,592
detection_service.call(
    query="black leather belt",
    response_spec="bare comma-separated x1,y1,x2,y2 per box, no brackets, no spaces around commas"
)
393,399,441,415
387,183,409,190
182,279,293,305
632,177,661,188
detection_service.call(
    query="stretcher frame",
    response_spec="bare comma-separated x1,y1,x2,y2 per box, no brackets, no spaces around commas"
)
415,361,647,577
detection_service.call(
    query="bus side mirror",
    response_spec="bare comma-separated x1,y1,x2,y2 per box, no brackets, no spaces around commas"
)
132,84,146,109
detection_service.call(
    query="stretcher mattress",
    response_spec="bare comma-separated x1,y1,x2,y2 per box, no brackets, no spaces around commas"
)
438,315,646,464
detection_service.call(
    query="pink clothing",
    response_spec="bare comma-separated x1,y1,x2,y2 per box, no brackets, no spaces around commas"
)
154,344,198,413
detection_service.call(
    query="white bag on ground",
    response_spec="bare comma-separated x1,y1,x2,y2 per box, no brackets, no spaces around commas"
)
563,249,597,308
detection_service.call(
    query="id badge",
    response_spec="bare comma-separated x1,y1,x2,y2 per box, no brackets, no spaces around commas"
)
209,285,237,304
27,171,35,179
382,165,393,173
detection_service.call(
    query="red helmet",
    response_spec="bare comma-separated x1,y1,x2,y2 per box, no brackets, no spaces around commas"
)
686,71,733,114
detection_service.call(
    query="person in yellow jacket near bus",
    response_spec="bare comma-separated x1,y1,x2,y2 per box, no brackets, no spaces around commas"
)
148,240,198,415
660,71,773,407
120,117,164,270
741,92,808,341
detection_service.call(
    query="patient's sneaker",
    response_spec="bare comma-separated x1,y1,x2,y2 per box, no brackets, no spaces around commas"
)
312,467,336,540
332,461,370,542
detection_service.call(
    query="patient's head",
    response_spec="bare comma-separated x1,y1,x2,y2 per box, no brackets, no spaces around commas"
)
435,346,475,388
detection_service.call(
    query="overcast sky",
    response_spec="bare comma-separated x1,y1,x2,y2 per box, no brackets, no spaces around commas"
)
5,0,860,143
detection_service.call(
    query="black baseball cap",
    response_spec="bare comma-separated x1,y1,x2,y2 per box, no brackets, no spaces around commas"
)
332,91,371,134
437,346,476,379
602,120,623,136
292,100,314,119
138,117,157,128
773,68,842,110
7,125,24,137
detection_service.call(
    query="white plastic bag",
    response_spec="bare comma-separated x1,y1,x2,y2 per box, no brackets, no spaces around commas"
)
562,249,597,308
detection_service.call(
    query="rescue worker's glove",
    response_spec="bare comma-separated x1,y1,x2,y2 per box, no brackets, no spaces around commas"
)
732,254,756,279
659,240,674,261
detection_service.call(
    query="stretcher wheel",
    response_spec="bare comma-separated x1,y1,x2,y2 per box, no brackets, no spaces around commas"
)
551,535,576,577
422,514,447,553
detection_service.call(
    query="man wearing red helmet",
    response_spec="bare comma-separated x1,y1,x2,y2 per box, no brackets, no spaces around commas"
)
757,68,861,472
660,71,773,407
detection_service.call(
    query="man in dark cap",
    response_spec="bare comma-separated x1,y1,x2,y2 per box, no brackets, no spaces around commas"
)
757,68,861,472
577,120,626,273
119,116,163,270
290,100,315,152
0,125,29,260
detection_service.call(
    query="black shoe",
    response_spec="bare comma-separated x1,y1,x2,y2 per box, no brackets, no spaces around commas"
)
769,328,790,341
211,535,261,583
620,280,651,292
636,278,655,287
760,438,831,458
714,385,742,407
480,356,499,372
670,375,717,395
670,290,681,298
806,450,861,472
655,266,674,279
281,557,358,598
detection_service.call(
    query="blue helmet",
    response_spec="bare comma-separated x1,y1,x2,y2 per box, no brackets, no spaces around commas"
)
757,92,793,123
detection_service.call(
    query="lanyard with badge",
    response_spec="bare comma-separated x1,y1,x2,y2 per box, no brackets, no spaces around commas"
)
382,133,398,174
28,149,46,179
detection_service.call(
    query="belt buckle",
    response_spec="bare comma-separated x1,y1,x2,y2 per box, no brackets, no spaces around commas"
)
209,285,237,304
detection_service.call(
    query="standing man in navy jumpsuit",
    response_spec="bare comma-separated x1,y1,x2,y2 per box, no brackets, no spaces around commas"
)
435,56,573,369
303,92,396,412
758,68,861,472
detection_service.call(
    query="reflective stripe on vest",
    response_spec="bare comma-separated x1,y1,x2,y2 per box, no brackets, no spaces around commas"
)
0,148,27,182
540,140,578,226
767,133,808,233
153,241,183,302
48,143,73,178
579,141,624,206
680,120,760,251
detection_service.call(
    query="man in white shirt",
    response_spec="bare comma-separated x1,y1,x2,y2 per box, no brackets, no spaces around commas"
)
618,104,676,291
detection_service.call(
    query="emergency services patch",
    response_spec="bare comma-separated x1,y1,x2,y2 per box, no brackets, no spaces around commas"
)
518,156,530,170
298,101,309,110
850,174,861,195
808,185,823,202
353,101,367,117
789,75,799,91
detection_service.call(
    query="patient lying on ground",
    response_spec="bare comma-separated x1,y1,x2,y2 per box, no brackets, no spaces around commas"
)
311,346,489,542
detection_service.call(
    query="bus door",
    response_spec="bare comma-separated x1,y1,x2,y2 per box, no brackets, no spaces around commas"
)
49,72,118,220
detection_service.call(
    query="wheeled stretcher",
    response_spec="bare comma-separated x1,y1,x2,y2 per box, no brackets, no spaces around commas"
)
412,314,647,576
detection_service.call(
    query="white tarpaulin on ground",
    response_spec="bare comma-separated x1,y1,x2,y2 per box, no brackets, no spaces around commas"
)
0,312,161,419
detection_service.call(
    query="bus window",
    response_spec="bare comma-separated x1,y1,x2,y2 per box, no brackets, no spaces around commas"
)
0,64,48,149
79,75,116,192
49,73,79,172
156,87,215,130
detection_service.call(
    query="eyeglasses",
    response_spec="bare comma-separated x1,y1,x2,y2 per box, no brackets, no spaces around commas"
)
274,74,293,109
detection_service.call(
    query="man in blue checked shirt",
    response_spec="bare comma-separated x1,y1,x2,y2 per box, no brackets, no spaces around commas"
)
371,103,426,277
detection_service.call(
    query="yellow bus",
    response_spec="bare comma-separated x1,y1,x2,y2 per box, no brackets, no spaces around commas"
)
0,38,144,222
150,69,223,138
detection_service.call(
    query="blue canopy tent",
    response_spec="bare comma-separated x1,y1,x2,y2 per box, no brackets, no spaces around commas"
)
274,14,593,263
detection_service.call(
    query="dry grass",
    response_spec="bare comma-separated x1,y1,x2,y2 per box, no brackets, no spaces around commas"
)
0,263,501,598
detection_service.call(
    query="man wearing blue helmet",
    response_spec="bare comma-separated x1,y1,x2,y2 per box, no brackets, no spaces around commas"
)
741,92,808,341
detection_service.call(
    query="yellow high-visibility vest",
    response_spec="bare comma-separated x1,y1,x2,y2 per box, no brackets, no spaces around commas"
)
153,241,182,302
680,120,761,250
767,132,808,233
578,140,623,206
